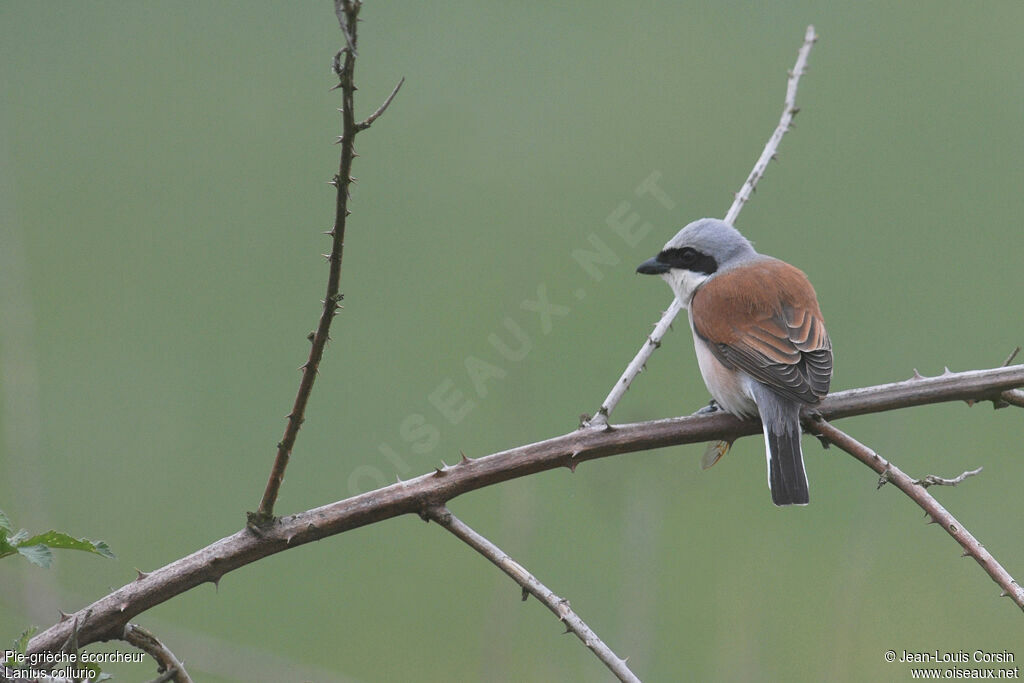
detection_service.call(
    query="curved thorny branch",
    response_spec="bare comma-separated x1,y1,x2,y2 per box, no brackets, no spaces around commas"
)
122,624,193,683
253,0,402,524
426,506,641,683
26,364,1024,655
806,418,1024,610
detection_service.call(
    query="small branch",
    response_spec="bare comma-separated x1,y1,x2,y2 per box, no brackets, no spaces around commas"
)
333,0,358,57
914,467,983,488
807,417,1024,611
589,25,818,427
425,506,640,683
587,297,684,427
123,624,193,683
356,77,405,131
254,0,401,523
999,389,1024,408
27,364,1024,654
723,24,817,225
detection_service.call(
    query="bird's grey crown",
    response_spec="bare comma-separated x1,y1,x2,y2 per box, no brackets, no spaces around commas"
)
663,218,757,268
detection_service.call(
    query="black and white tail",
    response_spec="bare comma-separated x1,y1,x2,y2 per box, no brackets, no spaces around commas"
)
764,424,809,506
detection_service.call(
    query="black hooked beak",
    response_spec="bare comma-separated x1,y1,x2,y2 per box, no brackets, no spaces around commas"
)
636,256,670,275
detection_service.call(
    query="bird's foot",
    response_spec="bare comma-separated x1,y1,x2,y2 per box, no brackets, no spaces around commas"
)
694,399,720,415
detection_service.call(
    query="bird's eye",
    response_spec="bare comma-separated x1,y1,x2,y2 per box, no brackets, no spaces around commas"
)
679,248,696,265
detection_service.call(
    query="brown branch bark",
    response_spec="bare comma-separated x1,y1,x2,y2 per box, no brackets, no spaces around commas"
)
426,506,641,683
253,0,398,523
27,364,1024,654
122,623,193,683
806,418,1024,611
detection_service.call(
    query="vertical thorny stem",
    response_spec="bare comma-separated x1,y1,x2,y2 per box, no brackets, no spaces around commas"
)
253,1,363,523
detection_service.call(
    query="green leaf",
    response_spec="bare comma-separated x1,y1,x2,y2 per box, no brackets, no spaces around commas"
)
13,626,37,655
18,531,116,560
0,534,17,560
16,544,53,568
0,509,12,533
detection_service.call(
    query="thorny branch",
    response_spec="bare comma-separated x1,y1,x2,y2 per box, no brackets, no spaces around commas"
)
995,347,1023,408
26,364,1024,655
913,467,983,488
806,418,1024,611
426,506,641,683
253,0,401,523
122,623,193,683
588,25,819,427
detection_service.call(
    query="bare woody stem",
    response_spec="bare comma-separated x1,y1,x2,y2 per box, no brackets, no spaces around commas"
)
806,418,1024,611
425,506,641,683
589,24,818,427
122,624,193,683
253,1,360,522
723,24,817,225
254,0,402,523
27,364,1024,654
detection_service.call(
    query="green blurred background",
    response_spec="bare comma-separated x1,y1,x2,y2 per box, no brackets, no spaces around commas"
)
3,2,1022,681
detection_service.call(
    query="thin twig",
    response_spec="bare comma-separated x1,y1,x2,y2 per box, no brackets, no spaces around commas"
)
149,669,179,683
356,77,405,131
999,389,1024,408
123,623,193,683
254,0,401,523
589,25,818,427
724,25,817,225
995,348,1024,408
914,467,983,488
26,364,1024,654
806,417,1024,611
333,0,358,57
426,506,641,682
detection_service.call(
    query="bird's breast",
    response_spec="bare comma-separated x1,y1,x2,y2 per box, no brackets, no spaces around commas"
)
690,321,758,418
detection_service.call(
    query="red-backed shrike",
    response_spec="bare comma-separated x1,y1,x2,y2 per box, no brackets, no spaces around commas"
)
637,218,832,506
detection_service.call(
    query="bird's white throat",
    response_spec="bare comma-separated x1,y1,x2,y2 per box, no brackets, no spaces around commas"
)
660,269,709,308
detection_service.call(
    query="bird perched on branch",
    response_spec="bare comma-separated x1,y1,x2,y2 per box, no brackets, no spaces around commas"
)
637,218,832,506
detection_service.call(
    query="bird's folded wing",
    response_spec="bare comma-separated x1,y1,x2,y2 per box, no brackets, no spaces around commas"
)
691,258,832,405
